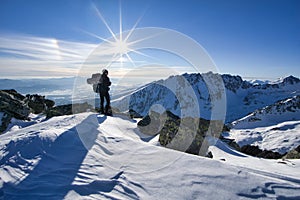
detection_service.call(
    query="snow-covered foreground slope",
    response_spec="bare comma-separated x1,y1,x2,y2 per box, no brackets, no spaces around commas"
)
1,113,300,199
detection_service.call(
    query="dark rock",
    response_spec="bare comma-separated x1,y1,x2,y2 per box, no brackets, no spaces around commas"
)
129,109,143,118
282,75,300,85
46,102,93,119
241,145,283,159
205,151,213,158
138,110,170,136
221,74,244,92
137,110,225,156
219,136,241,151
0,112,12,133
0,90,30,120
45,99,55,108
0,90,31,133
284,145,300,159
2,89,26,101
24,94,55,114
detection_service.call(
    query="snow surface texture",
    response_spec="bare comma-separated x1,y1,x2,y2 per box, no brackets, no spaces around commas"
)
0,113,300,199
227,95,300,154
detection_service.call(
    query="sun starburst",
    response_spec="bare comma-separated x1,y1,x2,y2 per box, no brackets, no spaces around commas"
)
85,2,145,68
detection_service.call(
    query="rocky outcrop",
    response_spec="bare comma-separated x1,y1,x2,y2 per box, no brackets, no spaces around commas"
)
46,102,93,119
240,145,284,159
219,136,241,151
0,90,30,120
284,145,300,159
0,90,56,118
129,109,143,118
138,110,226,156
0,112,12,133
0,90,57,133
25,94,55,114
0,90,30,133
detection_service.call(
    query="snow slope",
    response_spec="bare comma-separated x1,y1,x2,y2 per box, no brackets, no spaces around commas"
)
226,95,300,154
0,113,300,199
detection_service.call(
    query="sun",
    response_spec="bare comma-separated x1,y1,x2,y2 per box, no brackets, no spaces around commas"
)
116,55,128,62
113,39,129,56
80,2,145,68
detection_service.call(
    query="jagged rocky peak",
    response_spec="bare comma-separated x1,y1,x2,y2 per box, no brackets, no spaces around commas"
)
113,72,299,123
221,74,250,92
175,72,253,92
282,75,300,85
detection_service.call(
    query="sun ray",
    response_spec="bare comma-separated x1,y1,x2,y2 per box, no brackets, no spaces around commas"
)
125,53,136,67
128,30,167,46
119,0,123,44
130,49,161,62
92,3,117,42
85,2,161,73
124,10,146,43
78,28,114,45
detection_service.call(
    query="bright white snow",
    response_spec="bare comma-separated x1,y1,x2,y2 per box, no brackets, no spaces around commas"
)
226,120,300,154
0,113,300,199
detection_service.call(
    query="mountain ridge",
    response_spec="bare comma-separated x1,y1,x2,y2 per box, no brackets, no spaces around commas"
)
112,72,300,123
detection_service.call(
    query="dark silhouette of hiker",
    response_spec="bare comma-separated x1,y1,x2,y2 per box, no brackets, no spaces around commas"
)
98,69,111,114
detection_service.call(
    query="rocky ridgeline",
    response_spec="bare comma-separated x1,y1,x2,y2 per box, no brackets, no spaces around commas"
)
0,90,92,133
231,95,300,129
113,72,300,123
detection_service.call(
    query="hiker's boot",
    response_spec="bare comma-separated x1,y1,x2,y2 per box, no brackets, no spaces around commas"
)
100,106,104,114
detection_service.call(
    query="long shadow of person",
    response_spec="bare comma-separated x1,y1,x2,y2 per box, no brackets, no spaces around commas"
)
1,114,107,199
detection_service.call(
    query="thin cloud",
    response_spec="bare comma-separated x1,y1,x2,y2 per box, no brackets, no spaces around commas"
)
0,34,97,77
0,34,195,79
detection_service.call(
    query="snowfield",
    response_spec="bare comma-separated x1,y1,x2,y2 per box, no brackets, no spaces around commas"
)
226,95,300,154
226,120,300,154
0,113,300,199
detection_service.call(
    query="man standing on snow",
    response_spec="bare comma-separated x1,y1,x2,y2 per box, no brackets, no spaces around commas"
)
98,69,111,115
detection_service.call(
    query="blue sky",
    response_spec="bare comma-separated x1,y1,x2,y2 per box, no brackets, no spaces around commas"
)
0,0,299,79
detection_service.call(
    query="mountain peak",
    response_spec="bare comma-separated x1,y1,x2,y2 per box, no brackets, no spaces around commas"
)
282,75,300,85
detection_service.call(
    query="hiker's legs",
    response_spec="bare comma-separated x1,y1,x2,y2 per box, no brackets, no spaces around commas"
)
104,91,110,113
99,93,104,113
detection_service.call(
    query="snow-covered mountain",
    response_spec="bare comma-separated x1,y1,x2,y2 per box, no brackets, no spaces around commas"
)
112,72,300,123
225,95,300,154
1,112,300,199
231,95,300,129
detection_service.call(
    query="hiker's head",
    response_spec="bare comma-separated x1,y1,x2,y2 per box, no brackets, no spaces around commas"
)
102,69,108,75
